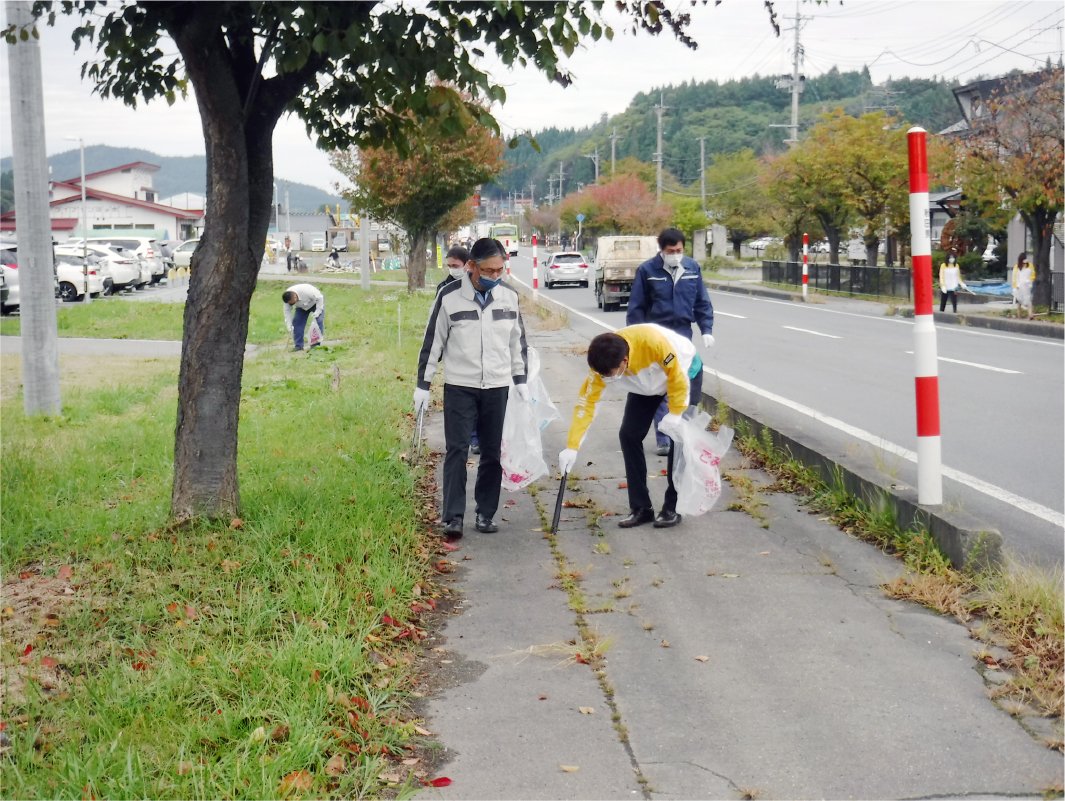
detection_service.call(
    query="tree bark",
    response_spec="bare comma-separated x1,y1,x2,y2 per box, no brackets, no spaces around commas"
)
1022,209,1056,308
407,228,429,292
167,13,278,520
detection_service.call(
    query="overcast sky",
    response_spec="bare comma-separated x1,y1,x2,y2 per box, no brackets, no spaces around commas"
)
1,1,1061,193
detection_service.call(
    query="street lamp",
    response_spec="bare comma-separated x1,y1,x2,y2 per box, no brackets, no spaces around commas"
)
63,135,90,303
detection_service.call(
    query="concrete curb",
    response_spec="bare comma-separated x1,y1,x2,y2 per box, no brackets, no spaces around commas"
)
514,281,1005,570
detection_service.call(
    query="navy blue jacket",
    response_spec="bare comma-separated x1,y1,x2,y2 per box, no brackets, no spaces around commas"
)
626,254,714,340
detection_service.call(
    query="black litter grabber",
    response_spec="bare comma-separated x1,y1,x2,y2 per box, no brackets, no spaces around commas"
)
550,471,568,534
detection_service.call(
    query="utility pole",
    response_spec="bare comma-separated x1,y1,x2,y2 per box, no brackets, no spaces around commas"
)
529,183,536,207
584,146,600,182
7,0,61,415
699,136,707,213
285,186,291,238
654,94,668,200
609,128,621,175
557,161,565,201
773,3,805,147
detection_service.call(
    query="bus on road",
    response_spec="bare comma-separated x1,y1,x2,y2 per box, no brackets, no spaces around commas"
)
488,223,519,256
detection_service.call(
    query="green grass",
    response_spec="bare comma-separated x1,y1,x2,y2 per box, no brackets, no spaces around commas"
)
1,284,443,798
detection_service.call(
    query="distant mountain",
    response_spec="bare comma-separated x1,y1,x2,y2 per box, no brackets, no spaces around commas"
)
492,68,963,199
0,145,341,213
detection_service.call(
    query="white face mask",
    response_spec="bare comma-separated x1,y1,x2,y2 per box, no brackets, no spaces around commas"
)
448,266,466,279
663,252,683,269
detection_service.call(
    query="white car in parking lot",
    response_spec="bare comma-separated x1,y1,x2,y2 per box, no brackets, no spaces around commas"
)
86,237,166,284
310,238,326,252
55,243,140,293
55,253,108,300
171,239,199,270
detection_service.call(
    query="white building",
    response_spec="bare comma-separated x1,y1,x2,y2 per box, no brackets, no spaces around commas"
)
1,160,202,241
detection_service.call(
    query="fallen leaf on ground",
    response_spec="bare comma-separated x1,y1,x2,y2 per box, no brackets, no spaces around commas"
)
758,551,770,556
324,754,345,776
40,656,59,669
660,640,670,648
402,757,420,766
379,771,403,783
279,769,313,795
617,482,628,489
694,655,710,662
559,765,580,773
250,726,267,743
414,724,432,736
721,573,740,578
578,706,595,715
57,565,73,580
175,761,193,776
538,694,548,700
229,518,244,530
220,560,241,573
424,776,452,787
184,605,198,619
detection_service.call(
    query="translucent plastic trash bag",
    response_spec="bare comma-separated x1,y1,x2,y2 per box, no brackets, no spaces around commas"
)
500,390,549,492
672,409,734,517
525,347,561,432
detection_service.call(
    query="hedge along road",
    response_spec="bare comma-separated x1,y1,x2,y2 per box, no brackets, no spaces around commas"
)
507,246,1064,570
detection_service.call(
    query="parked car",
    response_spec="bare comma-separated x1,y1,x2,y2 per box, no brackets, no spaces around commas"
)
55,253,108,300
55,243,139,293
0,242,62,312
310,238,326,252
0,245,20,314
543,251,589,289
81,236,165,285
171,239,199,270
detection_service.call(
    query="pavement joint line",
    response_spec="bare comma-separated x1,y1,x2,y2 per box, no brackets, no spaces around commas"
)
531,481,653,801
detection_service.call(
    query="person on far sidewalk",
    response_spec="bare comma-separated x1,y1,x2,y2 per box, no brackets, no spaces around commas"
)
627,227,714,456
1013,252,1035,321
282,283,325,351
558,323,703,530
938,249,970,313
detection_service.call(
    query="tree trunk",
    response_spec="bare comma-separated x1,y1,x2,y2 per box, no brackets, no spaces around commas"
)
168,15,278,521
407,228,429,292
1022,209,1057,308
731,238,742,259
864,236,880,268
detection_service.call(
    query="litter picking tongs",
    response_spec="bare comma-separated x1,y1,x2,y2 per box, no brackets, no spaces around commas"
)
410,407,425,458
550,471,568,534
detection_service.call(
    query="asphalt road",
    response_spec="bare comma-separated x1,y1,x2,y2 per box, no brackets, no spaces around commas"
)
507,245,1065,570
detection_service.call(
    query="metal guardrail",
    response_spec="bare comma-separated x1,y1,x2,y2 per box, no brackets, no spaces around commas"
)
762,260,912,301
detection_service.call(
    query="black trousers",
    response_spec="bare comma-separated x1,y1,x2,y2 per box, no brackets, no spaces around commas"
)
618,370,703,513
940,290,958,312
441,384,509,523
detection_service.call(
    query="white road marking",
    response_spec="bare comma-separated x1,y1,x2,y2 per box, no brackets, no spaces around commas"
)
903,351,1022,374
514,277,1063,528
782,325,841,339
715,311,746,319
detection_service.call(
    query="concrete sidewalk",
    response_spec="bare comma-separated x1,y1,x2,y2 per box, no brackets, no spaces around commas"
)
413,320,1062,800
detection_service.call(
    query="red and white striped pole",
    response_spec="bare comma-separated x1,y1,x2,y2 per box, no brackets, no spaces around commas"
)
907,126,942,505
532,234,539,291
505,237,512,276
801,232,809,300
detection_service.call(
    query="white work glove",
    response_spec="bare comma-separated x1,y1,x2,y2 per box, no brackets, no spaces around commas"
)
287,324,294,333
558,448,578,475
413,387,430,415
702,333,715,348
514,384,531,403
658,413,684,440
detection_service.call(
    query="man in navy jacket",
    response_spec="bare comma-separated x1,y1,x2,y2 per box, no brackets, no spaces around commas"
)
626,227,715,455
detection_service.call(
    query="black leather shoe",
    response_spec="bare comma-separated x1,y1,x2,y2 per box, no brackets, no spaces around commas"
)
442,518,463,538
617,508,655,528
653,509,682,528
475,514,498,533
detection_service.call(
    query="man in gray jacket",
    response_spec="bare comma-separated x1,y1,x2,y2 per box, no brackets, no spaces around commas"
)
414,238,530,539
